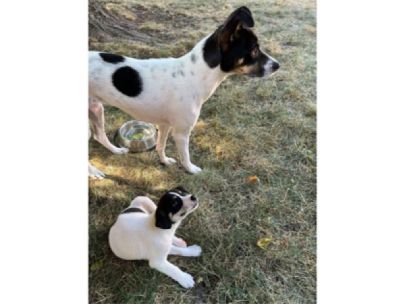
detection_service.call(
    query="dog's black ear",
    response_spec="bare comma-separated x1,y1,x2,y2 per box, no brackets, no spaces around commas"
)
155,208,172,229
220,6,254,49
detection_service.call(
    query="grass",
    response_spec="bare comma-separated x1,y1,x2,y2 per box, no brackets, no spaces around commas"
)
89,0,316,303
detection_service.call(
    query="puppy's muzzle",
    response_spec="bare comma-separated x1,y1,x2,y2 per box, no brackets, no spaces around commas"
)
190,195,198,208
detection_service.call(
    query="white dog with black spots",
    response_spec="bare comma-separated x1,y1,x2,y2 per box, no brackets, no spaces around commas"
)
89,6,279,178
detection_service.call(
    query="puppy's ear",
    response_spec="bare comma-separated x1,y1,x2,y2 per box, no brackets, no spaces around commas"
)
173,186,188,194
220,6,254,50
155,208,172,229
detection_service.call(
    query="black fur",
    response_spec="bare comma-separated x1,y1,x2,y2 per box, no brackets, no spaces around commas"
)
99,52,125,63
121,207,144,214
203,6,266,75
155,192,184,229
112,66,143,97
203,32,221,68
171,186,189,196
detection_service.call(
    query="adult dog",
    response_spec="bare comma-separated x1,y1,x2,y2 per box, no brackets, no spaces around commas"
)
89,6,279,178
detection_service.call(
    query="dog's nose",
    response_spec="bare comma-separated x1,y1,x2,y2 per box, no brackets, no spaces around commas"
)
190,195,197,201
272,61,280,71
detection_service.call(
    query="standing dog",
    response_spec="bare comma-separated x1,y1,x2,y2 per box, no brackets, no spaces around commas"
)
89,6,279,178
109,187,201,288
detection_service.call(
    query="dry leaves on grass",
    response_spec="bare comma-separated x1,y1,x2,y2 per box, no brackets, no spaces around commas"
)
257,237,272,250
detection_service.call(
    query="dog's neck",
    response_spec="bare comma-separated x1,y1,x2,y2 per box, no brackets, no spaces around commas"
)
152,209,182,232
177,34,228,105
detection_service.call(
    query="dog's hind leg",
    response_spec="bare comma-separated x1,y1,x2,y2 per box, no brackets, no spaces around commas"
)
129,196,156,214
172,128,202,174
88,126,105,179
89,98,129,155
88,163,105,179
156,124,176,166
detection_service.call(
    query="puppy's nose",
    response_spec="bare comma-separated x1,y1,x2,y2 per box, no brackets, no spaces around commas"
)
190,195,197,202
272,61,280,71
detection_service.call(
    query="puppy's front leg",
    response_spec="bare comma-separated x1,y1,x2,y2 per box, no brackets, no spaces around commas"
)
172,129,202,174
169,244,202,257
149,259,195,288
156,124,176,166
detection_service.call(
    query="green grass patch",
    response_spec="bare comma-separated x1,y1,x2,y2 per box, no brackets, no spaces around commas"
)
89,0,316,303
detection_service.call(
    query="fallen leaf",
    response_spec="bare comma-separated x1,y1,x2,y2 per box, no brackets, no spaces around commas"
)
247,175,260,184
257,237,272,250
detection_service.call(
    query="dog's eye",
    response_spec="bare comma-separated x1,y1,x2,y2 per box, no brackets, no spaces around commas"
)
251,47,259,57
180,212,186,216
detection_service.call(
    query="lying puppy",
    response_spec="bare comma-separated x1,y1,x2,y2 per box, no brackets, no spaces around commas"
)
109,187,201,288
89,6,279,178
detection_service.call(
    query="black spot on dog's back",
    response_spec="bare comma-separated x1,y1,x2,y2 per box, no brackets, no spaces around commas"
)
112,66,143,97
99,52,125,63
191,53,197,63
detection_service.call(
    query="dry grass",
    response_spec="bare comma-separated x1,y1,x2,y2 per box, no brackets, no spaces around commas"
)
89,0,316,303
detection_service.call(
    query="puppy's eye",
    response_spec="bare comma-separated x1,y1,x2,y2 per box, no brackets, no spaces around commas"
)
251,47,259,57
180,212,186,216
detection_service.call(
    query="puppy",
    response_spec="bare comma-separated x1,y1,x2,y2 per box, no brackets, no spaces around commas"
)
89,6,280,178
108,187,201,288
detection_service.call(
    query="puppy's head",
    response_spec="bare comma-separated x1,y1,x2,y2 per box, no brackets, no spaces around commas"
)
204,6,280,77
155,186,199,229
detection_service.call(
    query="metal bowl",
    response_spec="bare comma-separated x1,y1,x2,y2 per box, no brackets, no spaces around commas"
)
115,120,157,153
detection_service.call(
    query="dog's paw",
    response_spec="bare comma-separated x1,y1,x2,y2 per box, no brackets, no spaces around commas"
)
187,245,202,257
186,164,202,174
178,272,195,289
173,237,187,248
89,165,105,179
161,157,177,166
112,147,129,155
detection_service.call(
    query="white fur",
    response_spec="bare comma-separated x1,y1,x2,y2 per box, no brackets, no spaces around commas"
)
109,195,201,288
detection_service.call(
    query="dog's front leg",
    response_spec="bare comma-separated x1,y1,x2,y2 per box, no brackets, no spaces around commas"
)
149,259,195,288
156,124,176,166
172,129,202,174
169,244,202,257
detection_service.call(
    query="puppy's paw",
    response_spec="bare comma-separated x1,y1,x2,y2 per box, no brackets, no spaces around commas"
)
89,165,105,179
161,157,177,166
186,164,202,174
173,237,187,248
187,245,202,257
112,147,129,155
178,272,195,289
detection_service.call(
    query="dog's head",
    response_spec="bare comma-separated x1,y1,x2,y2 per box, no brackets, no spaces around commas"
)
203,6,279,77
155,186,199,229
